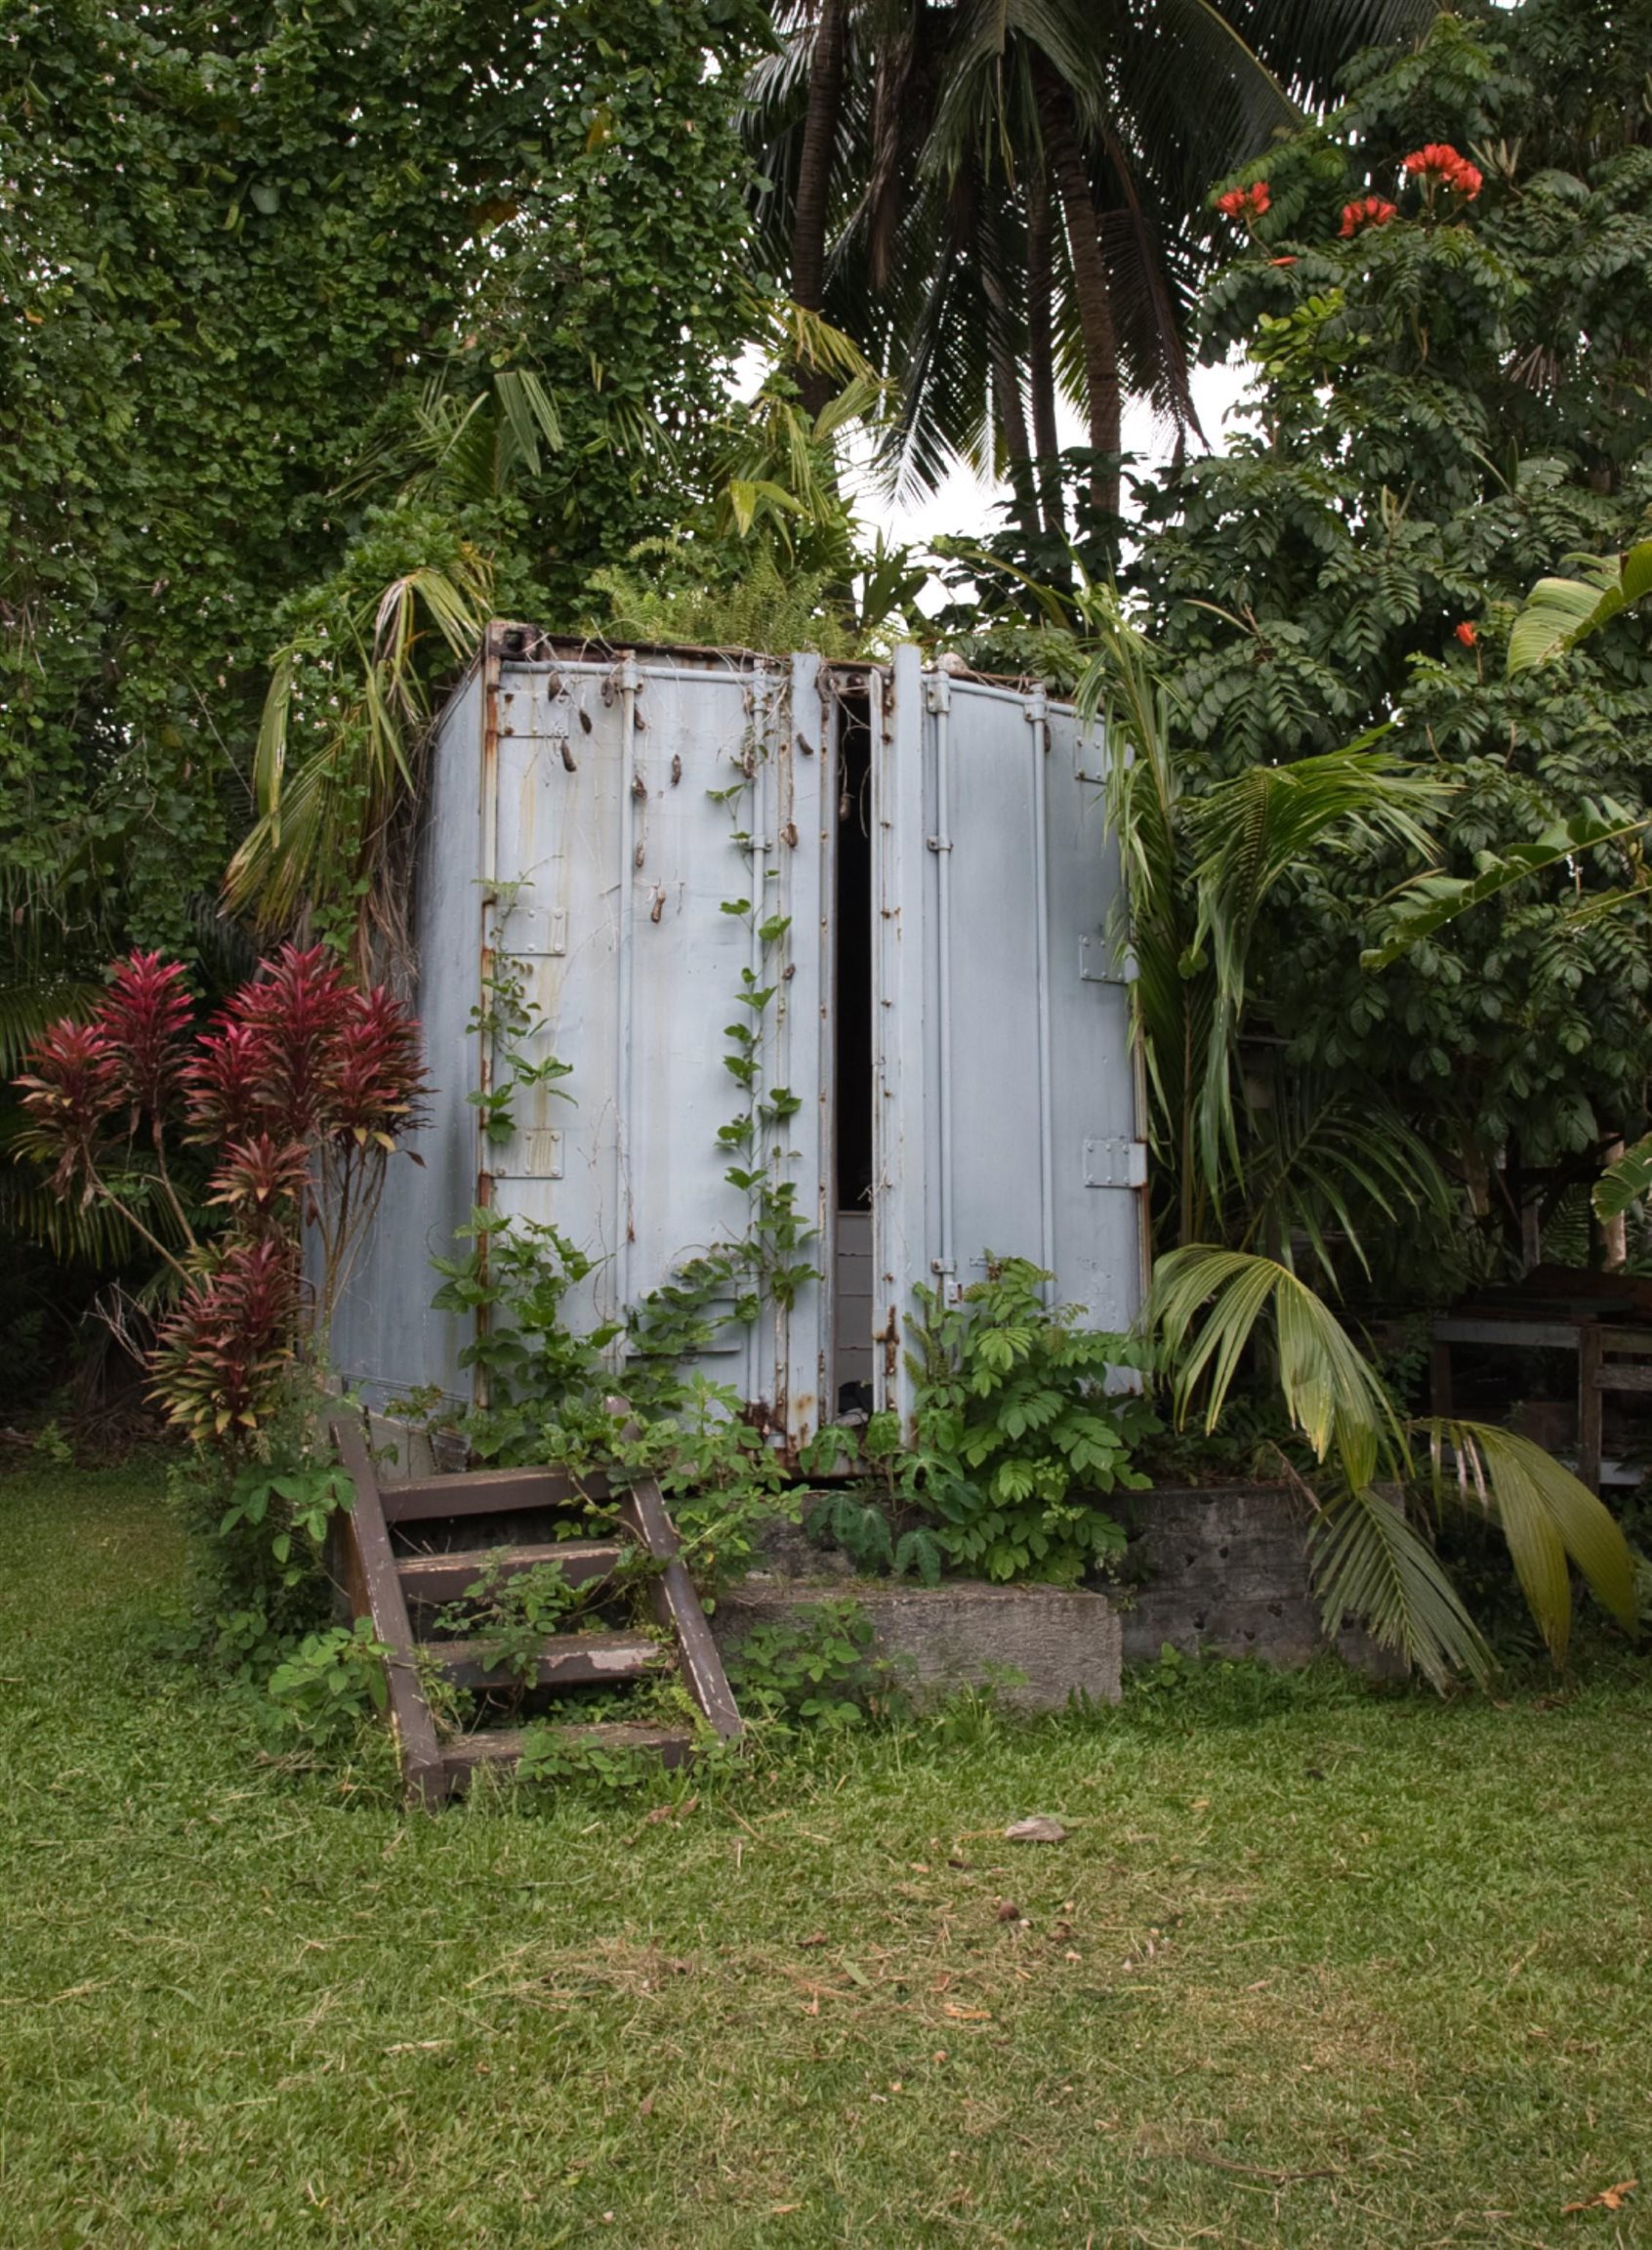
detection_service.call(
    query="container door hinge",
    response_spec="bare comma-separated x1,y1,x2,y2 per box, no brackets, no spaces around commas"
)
1079,934,1136,984
1084,1138,1149,1189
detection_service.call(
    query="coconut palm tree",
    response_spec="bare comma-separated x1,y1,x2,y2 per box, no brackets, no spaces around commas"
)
747,0,1438,521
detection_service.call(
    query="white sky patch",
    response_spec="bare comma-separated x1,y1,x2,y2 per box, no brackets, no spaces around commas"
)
857,352,1256,551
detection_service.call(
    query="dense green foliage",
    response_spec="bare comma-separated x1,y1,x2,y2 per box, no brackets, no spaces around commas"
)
1124,2,1652,1269
0,0,762,954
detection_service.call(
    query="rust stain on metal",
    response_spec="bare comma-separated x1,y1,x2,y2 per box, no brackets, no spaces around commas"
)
880,1306,900,1383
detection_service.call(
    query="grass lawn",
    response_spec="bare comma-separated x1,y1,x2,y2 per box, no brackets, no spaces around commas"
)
2,1462,1649,2249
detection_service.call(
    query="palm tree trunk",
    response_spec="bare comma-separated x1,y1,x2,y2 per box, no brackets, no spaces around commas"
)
982,233,1039,547
1036,71,1120,519
791,0,848,419
1024,168,1063,542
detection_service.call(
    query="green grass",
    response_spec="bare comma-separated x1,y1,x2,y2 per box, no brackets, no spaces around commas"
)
2,1462,1650,2249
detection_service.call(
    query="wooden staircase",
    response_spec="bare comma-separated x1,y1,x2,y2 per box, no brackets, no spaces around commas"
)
330,1417,742,1804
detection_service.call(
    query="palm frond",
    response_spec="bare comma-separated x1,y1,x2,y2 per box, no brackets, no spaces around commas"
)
1306,1478,1493,1690
1593,1132,1652,1224
1361,804,1650,969
0,978,103,1075
1148,1244,1403,1489
1234,1074,1451,1282
1183,746,1448,1186
227,542,494,933
1419,1421,1638,1665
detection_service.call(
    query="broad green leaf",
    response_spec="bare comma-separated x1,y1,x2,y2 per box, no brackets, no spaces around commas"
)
1507,541,1652,672
1592,1133,1652,1223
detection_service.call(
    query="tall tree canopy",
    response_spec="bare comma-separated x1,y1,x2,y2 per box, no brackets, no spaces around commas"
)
744,0,1436,526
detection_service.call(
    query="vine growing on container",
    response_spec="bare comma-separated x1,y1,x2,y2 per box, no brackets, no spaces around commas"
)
626,675,819,1366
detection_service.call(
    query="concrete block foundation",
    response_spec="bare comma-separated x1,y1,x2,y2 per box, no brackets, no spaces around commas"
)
711,1581,1122,1711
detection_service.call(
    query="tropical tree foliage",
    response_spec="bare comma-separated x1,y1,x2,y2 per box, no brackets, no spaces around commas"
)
0,0,765,1352
745,0,1436,528
1106,0,1652,1283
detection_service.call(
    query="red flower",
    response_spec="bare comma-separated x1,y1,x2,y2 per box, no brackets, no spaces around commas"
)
1216,181,1271,227
1340,196,1398,237
1268,256,1299,268
1454,620,1478,647
1402,144,1482,200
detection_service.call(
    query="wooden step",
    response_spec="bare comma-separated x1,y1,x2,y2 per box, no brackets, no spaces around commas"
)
379,1465,612,1525
432,1628,664,1691
444,1720,695,1790
397,1539,627,1618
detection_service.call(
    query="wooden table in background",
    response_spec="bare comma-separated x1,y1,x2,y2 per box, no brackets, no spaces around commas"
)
1429,1312,1652,1492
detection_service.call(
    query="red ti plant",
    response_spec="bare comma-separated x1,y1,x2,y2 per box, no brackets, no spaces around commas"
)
15,944,427,1446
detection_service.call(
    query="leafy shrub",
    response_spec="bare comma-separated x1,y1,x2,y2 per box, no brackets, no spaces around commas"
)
264,1619,389,1752
724,1600,898,1729
890,1257,1158,1585
166,1368,356,1670
431,1207,617,1467
804,1484,943,1584
514,1728,656,1791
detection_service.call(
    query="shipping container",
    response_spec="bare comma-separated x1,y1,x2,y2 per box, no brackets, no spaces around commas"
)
328,627,1147,1447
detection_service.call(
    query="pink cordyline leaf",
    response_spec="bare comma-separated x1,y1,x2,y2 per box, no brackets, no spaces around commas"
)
94,950,193,1125
227,943,353,1141
14,1020,124,1196
323,985,430,1145
150,1235,298,1443
185,1020,269,1142
208,1133,312,1234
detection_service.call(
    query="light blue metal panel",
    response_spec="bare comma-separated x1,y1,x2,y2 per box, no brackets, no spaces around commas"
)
871,646,931,1425
780,652,835,1438
1043,700,1145,1331
928,674,1053,1297
326,661,484,1408
871,664,1144,1431
485,648,831,1443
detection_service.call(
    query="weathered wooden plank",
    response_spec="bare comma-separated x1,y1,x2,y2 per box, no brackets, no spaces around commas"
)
1429,1317,1583,1351
617,1475,745,1743
443,1721,695,1788
432,1628,663,1691
331,1414,450,1808
397,1540,626,1616
1593,1362,1652,1391
1597,1326,1652,1356
1578,1324,1603,1494
379,1465,611,1523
